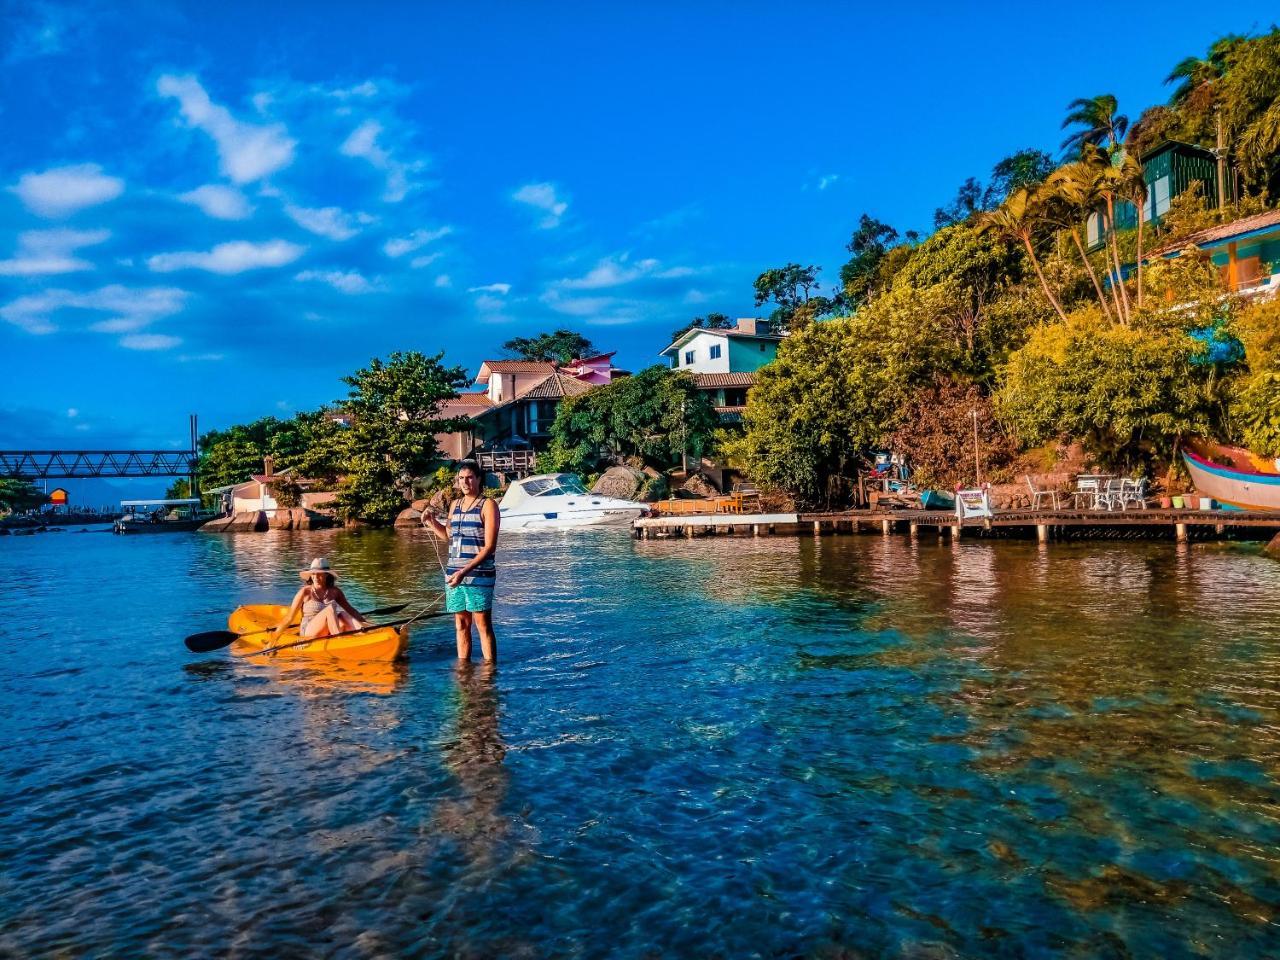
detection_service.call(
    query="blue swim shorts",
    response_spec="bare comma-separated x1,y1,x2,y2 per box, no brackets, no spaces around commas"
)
445,583,494,613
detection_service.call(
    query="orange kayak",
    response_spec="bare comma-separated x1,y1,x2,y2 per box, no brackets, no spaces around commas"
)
227,604,409,663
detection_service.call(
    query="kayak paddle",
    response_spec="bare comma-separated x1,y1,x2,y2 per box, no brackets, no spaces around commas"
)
184,603,410,653
243,608,448,658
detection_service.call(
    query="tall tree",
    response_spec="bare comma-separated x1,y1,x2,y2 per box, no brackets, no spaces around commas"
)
1118,153,1149,308
1044,163,1120,324
976,188,1069,323
983,149,1056,206
840,214,913,309
934,177,986,229
1060,94,1129,157
753,263,828,330
502,329,596,363
331,351,470,522
1166,35,1243,208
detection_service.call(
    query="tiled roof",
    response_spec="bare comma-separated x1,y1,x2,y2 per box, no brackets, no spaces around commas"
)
692,372,758,388
1149,209,1280,257
477,359,558,376
439,393,494,417
517,372,594,399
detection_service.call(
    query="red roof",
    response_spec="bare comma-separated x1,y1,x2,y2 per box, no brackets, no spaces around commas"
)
439,392,494,416
476,360,558,383
1149,209,1280,257
691,372,758,388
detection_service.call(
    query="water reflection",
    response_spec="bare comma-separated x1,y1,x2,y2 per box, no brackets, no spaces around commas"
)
432,662,511,868
5,528,1280,956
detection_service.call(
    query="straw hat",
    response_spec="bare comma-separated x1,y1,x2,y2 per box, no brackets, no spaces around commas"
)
299,557,337,581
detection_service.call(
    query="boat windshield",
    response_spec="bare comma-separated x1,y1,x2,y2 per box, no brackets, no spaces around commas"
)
520,475,589,498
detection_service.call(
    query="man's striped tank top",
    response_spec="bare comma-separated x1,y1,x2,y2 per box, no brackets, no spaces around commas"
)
447,498,496,588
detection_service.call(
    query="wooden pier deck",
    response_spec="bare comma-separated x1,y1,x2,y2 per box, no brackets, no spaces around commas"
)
634,508,1280,543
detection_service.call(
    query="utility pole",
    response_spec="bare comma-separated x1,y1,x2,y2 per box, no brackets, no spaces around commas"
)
971,409,982,486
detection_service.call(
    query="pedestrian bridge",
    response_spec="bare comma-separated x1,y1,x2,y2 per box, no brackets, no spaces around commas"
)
0,449,197,479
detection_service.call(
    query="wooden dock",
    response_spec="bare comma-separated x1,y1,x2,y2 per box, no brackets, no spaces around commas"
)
633,507,1280,544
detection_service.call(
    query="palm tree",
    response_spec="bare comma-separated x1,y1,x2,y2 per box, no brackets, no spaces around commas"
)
977,188,1068,323
1166,35,1243,209
1117,154,1148,309
1079,145,1132,325
1040,167,1117,324
1061,94,1129,158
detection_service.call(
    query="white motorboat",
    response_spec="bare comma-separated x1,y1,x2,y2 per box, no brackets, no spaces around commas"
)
499,473,648,529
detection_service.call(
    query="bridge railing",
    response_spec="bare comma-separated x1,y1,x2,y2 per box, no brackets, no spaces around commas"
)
0,450,198,479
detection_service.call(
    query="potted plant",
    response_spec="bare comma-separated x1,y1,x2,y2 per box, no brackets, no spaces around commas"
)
1171,496,1184,509
1158,495,1172,509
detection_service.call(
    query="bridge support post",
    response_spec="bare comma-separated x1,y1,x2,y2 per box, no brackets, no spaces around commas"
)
1175,523,1188,543
1037,524,1049,543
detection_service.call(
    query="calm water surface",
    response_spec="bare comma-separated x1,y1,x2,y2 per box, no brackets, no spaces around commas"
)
3,527,1280,958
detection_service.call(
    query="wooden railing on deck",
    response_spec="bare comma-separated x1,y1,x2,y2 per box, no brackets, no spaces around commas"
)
475,449,538,474
651,492,758,517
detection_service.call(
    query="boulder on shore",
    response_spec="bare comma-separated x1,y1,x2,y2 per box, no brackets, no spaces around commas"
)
395,506,423,528
1266,532,1280,558
593,465,646,501
268,508,335,530
199,511,268,533
681,473,721,499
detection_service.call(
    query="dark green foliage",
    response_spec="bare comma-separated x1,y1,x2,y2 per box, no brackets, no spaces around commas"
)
840,214,917,309
934,151,1056,229
0,478,48,513
330,352,470,523
752,263,834,329
540,366,719,474
502,329,596,363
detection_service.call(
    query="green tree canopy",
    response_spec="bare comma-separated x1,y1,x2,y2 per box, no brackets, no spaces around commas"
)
540,366,718,475
839,214,917,309
330,351,470,522
0,478,48,513
502,329,597,363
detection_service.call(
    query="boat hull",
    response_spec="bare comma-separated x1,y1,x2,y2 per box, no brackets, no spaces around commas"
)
113,518,208,534
500,507,645,530
1182,440,1280,511
227,604,409,662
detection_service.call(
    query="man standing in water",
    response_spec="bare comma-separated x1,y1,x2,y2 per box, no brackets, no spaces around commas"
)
424,461,500,662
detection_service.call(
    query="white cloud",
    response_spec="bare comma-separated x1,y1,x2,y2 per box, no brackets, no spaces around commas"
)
66,408,78,418
434,274,451,288
329,80,379,99
817,174,839,191
0,284,187,335
512,182,568,228
121,333,181,351
285,204,361,241
473,294,508,313
0,228,109,276
295,269,377,294
11,164,124,217
178,184,252,220
553,253,694,290
178,352,225,362
468,282,511,295
157,74,296,183
383,225,451,258
340,120,417,202
147,239,304,274
409,252,442,270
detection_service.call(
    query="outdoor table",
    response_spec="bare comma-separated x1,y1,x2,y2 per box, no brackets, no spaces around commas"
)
1073,474,1115,510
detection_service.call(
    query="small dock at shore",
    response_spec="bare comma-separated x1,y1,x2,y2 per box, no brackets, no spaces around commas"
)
634,508,1280,544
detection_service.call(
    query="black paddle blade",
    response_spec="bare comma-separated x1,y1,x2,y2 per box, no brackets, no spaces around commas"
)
184,630,240,653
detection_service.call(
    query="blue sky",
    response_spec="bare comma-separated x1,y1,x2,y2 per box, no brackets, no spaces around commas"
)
0,0,1268,488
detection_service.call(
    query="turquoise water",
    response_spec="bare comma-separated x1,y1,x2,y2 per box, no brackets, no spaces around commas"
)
4,527,1280,957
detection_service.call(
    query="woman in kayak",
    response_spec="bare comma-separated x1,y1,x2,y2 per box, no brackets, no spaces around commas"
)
272,558,369,642
423,461,500,662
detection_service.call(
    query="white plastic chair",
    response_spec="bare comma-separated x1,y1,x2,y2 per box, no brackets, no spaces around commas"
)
1025,475,1060,510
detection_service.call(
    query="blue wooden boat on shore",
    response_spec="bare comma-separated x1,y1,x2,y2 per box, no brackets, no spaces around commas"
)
1182,439,1280,511
919,490,956,511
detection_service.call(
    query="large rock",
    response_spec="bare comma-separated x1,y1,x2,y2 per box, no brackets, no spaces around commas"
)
1266,532,1280,558
395,506,423,528
200,511,268,533
593,465,646,501
269,508,335,530
681,473,721,499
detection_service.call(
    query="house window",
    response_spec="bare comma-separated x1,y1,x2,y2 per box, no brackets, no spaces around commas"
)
723,388,748,407
709,344,721,360
1152,176,1171,219
684,349,695,365
1086,211,1101,246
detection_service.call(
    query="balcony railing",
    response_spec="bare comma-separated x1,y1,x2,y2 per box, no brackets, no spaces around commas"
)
475,449,539,475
